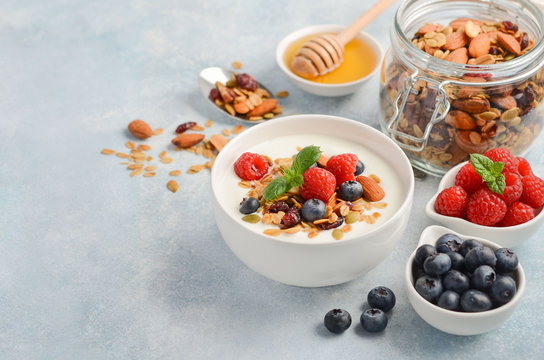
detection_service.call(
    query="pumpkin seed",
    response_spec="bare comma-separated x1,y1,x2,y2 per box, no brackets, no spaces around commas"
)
345,212,359,224
242,214,260,223
332,229,344,240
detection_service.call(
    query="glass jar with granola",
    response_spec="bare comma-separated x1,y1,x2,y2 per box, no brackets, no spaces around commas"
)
379,0,544,176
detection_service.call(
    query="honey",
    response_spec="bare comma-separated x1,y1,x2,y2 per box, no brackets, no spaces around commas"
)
284,33,377,84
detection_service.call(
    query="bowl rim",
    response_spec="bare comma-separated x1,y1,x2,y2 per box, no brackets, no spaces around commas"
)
275,24,384,88
425,161,544,232
404,225,526,318
211,114,415,246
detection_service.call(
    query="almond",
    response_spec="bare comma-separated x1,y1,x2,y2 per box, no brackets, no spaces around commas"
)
452,98,490,114
449,18,484,31
128,119,153,139
356,175,385,202
468,33,490,58
418,23,437,34
445,47,468,64
496,32,521,55
456,86,483,99
445,110,476,130
209,134,228,152
233,99,250,114
490,95,517,110
171,133,205,148
464,20,481,38
443,31,468,51
247,98,278,117
454,130,488,154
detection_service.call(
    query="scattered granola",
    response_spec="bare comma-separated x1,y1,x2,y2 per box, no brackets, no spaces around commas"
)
232,61,243,69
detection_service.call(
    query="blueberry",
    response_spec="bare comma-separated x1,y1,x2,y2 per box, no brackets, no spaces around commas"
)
495,248,519,273
490,275,516,305
464,246,497,273
435,233,462,253
239,197,260,214
360,309,388,332
437,290,460,311
354,160,365,176
459,239,483,257
414,244,438,267
471,265,496,291
446,251,465,271
337,180,363,201
423,253,452,276
415,275,443,302
324,309,352,334
367,286,396,312
301,199,327,222
460,289,493,312
442,270,470,294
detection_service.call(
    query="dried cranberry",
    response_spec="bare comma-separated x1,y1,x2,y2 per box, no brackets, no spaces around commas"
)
524,85,535,105
489,46,501,55
519,32,529,50
501,21,518,33
316,215,344,230
209,88,221,102
235,73,257,91
175,121,197,134
282,208,301,228
268,201,290,214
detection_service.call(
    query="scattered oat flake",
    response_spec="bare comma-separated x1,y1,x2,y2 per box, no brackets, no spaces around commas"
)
231,125,244,134
167,180,179,193
159,151,167,158
160,157,173,164
342,224,352,233
190,124,205,131
130,168,143,177
205,119,213,127
125,141,135,149
128,163,143,170
263,228,281,237
232,61,243,69
120,162,130,165
138,144,151,151
169,170,181,176
101,149,115,155
369,174,381,183
188,164,206,173
276,90,289,98
308,231,319,239
146,156,153,161
153,128,163,135
145,166,156,171
144,172,156,177
116,152,129,158
222,129,231,137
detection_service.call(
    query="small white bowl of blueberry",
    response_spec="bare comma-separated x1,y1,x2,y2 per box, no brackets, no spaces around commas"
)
405,225,526,336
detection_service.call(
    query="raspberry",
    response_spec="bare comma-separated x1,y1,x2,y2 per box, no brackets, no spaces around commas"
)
455,163,484,195
498,172,523,206
520,174,544,208
499,201,535,227
516,157,533,176
466,187,507,226
434,186,468,218
325,153,359,186
299,167,336,203
484,148,517,174
233,152,269,180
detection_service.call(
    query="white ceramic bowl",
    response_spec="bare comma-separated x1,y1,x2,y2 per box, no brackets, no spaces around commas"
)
211,114,414,287
275,25,383,97
425,161,544,248
405,225,526,336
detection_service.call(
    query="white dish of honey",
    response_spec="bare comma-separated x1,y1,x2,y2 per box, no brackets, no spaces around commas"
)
276,25,383,96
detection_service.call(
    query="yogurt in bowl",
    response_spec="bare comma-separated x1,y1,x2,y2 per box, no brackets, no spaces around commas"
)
211,114,414,287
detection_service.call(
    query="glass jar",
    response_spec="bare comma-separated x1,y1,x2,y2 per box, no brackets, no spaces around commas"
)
379,0,544,176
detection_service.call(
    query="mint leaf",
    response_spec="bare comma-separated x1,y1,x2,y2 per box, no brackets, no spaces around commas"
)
469,153,506,195
283,168,297,183
289,173,304,188
291,146,322,174
263,177,290,201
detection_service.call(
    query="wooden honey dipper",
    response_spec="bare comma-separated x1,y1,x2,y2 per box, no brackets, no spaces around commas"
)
291,0,396,78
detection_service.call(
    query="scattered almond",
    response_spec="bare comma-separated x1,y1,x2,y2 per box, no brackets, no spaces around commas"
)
171,133,205,148
209,134,228,152
128,120,153,139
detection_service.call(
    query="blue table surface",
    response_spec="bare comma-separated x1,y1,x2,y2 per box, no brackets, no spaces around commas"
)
1,0,543,359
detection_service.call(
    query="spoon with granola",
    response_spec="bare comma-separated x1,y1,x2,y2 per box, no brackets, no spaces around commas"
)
198,67,283,124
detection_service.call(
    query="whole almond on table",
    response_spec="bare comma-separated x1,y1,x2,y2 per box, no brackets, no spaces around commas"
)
356,176,385,202
171,133,205,148
128,120,153,139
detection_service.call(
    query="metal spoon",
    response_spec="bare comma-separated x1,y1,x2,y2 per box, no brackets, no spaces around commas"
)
198,66,278,124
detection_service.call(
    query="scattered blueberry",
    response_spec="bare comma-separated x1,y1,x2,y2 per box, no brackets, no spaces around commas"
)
442,270,470,294
360,309,388,332
301,199,327,222
239,197,260,214
459,239,483,257
354,160,365,176
337,180,363,201
446,251,465,271
435,233,462,253
495,248,519,274
415,275,443,302
471,265,496,291
437,290,460,311
415,244,438,267
367,286,396,312
464,246,497,272
490,275,517,305
324,309,352,334
460,289,492,312
423,253,452,276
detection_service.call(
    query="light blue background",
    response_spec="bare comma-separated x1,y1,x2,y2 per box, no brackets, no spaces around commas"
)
1,0,543,359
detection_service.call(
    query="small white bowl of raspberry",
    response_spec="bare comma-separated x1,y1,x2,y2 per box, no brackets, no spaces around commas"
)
425,149,544,248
